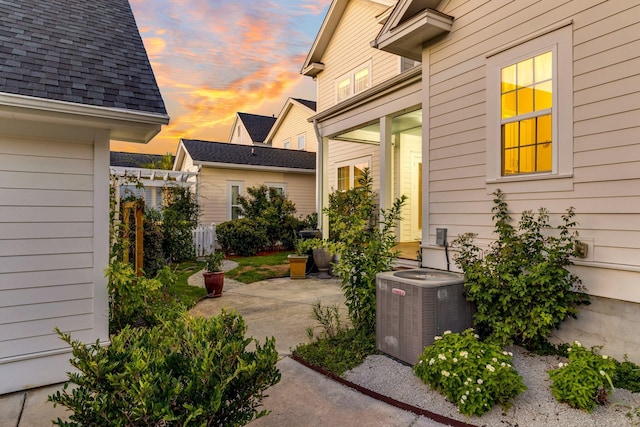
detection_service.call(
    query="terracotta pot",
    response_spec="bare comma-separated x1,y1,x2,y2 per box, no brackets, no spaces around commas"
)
312,248,333,279
288,254,308,279
203,271,224,297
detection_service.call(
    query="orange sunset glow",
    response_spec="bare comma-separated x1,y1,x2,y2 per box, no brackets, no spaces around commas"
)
111,0,330,155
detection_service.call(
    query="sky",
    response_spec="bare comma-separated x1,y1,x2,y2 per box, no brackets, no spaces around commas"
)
110,0,331,155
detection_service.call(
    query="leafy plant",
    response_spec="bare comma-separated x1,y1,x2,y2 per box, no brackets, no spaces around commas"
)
161,186,199,263
217,218,269,256
452,189,589,348
142,208,166,277
414,329,526,417
614,356,640,392
237,185,301,250
327,169,406,335
49,312,281,426
548,341,616,411
204,250,224,272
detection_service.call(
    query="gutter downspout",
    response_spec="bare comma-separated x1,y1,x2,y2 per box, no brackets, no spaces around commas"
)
312,119,328,238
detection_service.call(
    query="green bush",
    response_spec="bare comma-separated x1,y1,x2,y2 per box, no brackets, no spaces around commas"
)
452,189,589,348
142,209,166,278
49,312,281,426
614,356,640,392
107,261,184,334
217,218,269,256
414,329,526,417
237,185,300,250
162,186,199,263
548,341,616,411
327,169,406,335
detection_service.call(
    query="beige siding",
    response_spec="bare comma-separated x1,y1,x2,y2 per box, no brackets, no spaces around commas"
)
198,167,315,225
271,104,317,152
228,121,255,145
423,0,640,303
0,132,95,365
316,0,403,112
327,140,380,193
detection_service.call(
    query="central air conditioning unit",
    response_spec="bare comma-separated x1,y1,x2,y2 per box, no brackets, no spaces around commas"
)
376,269,475,365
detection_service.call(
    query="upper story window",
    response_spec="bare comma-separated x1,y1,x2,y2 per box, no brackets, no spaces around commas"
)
486,24,573,185
336,62,371,103
297,133,306,150
283,139,291,149
501,51,553,175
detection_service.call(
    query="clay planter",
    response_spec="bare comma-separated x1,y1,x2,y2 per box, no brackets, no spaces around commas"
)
203,271,224,298
288,254,309,279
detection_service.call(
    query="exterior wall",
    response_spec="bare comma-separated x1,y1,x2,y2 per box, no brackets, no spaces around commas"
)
271,105,317,152
0,118,109,394
327,139,380,193
198,166,316,225
418,0,640,361
316,0,403,111
228,121,255,145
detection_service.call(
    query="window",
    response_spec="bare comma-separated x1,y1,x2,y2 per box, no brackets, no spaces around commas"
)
336,157,371,191
486,24,573,184
227,181,244,220
336,62,371,102
297,133,306,150
120,184,163,210
266,183,286,197
283,139,291,149
500,51,553,175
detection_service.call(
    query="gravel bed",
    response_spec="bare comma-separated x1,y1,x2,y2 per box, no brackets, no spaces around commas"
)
344,346,640,427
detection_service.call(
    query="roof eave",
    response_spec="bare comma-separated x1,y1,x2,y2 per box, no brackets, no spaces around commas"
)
0,92,169,144
193,160,315,174
301,0,349,74
373,9,453,61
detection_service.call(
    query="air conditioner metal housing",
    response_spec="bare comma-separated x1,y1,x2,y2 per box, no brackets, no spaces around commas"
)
376,269,475,365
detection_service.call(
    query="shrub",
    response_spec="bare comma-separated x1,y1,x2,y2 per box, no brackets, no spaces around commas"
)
414,329,526,417
142,208,165,278
614,356,640,392
452,189,589,348
327,169,406,335
237,185,300,250
548,341,616,411
217,218,269,256
162,186,199,263
49,312,281,426
107,261,184,334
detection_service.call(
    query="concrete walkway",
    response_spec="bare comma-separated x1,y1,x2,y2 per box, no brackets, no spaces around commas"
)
0,272,450,426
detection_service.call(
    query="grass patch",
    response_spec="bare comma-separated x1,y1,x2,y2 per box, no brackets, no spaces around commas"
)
292,328,376,376
164,260,207,308
226,251,293,284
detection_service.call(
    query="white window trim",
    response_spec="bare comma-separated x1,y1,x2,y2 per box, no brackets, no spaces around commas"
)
335,155,372,190
227,181,244,220
297,133,306,150
265,182,287,195
486,24,573,185
283,138,291,149
335,61,372,103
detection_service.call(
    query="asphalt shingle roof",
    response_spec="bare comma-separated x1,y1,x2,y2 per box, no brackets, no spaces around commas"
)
182,140,315,171
238,112,277,143
110,151,171,168
293,98,317,111
0,0,167,115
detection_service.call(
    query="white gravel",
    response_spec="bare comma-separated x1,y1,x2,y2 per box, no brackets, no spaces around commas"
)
344,346,640,427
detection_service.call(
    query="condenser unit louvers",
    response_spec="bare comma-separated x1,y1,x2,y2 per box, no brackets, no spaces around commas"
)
376,269,475,365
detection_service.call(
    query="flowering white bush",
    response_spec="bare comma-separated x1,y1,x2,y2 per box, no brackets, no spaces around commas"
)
414,329,526,417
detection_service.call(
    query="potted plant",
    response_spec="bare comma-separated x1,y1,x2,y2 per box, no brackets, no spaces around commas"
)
203,250,225,297
294,237,337,279
289,239,311,279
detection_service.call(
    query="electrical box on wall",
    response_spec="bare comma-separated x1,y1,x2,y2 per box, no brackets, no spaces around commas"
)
436,228,447,246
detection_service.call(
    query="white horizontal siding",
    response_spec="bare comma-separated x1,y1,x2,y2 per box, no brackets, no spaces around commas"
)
0,222,93,240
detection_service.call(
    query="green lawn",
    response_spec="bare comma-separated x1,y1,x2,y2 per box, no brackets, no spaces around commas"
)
226,251,293,283
166,260,207,307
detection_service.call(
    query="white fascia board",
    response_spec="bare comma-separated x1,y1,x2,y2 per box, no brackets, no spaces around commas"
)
195,161,315,174
0,92,169,144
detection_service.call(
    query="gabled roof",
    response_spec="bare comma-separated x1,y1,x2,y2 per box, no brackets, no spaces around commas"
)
372,0,453,61
110,151,171,168
264,98,317,145
0,0,167,116
237,112,277,143
181,139,316,172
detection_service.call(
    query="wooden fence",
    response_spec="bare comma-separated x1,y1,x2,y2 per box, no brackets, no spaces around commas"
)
193,223,216,257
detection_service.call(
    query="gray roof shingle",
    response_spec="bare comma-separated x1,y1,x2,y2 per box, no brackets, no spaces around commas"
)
182,139,315,171
238,112,277,143
0,0,167,115
110,151,171,168
293,98,317,111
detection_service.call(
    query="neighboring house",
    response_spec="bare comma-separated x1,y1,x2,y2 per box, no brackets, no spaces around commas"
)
305,0,640,362
173,140,316,225
264,98,318,152
0,0,169,394
228,112,277,145
110,151,197,211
